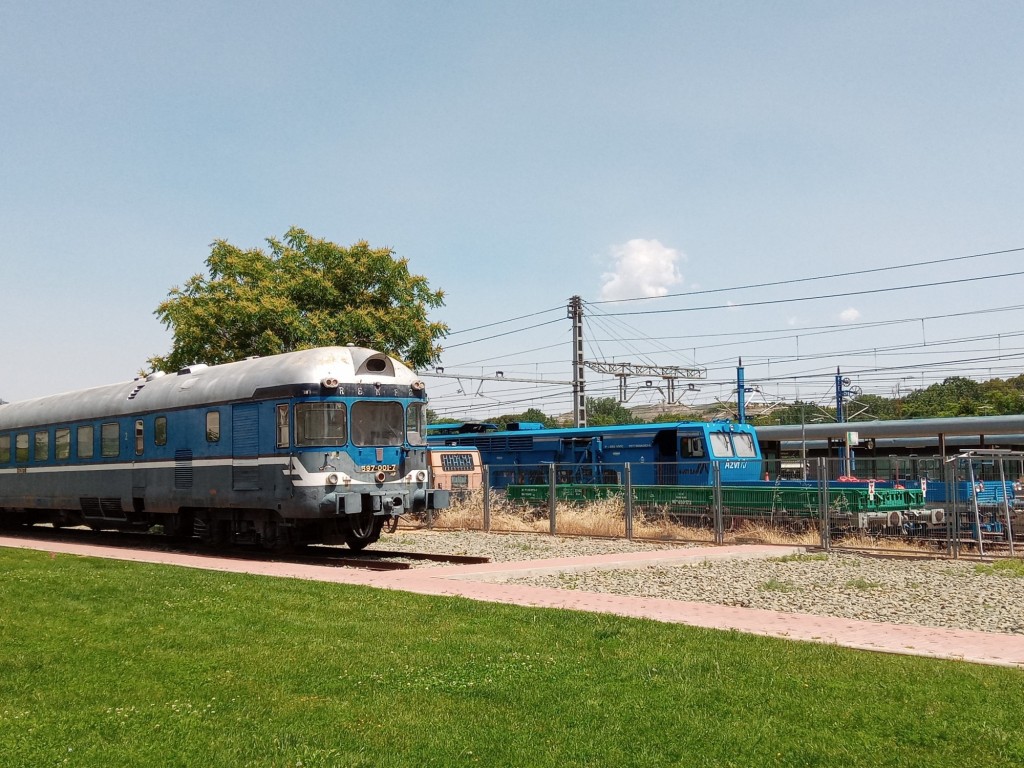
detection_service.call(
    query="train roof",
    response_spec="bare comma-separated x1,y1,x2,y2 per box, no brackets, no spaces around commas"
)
426,421,501,434
429,420,754,441
757,415,1024,441
0,346,422,429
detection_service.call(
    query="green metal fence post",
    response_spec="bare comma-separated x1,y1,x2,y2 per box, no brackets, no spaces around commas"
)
818,458,830,551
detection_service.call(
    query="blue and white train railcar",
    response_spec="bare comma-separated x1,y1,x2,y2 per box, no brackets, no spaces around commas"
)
428,420,763,488
0,346,449,549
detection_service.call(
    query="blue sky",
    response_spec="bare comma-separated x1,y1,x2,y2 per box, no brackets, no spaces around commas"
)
2,1,1023,419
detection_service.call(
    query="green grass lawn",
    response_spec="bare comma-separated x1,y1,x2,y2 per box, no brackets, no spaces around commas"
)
1,548,1022,768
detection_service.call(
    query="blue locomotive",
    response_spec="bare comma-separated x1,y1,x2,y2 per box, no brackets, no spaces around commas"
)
0,346,449,549
427,420,764,487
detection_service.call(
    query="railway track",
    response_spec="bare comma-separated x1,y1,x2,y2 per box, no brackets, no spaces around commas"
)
0,525,491,571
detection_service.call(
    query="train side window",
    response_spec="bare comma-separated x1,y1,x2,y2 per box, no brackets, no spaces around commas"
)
680,436,705,458
733,432,757,458
15,433,28,463
154,416,167,446
101,422,119,457
708,432,734,457
407,403,427,446
206,411,221,442
78,425,94,459
55,428,71,461
0,434,10,463
34,430,49,462
135,420,145,456
276,404,290,448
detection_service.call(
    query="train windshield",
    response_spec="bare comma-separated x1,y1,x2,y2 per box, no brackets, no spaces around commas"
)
296,403,348,446
351,401,405,446
708,432,734,457
733,432,757,457
407,403,427,446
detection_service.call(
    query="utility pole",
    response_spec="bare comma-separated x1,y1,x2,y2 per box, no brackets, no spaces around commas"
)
568,295,586,427
835,367,860,477
737,358,746,424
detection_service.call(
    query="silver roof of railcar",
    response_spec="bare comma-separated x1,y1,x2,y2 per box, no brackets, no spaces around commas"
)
0,346,421,429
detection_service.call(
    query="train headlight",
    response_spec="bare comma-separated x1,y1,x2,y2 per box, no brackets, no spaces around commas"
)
326,473,339,485
376,471,387,483
416,470,427,483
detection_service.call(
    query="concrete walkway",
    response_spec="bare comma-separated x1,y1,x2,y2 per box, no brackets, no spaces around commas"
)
3,535,1023,668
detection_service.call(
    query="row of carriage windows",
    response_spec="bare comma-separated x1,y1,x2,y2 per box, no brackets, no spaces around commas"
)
0,401,426,464
0,416,177,464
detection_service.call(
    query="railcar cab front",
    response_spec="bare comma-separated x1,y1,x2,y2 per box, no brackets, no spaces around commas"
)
276,370,442,548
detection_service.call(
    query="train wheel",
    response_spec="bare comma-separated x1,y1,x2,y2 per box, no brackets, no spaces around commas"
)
198,516,231,547
342,513,385,551
166,511,196,542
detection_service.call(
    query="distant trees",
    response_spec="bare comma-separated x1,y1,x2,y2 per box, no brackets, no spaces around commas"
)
754,375,1024,426
586,397,641,426
490,408,561,430
149,228,447,372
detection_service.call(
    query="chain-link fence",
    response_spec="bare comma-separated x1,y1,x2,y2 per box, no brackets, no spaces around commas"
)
411,451,1024,558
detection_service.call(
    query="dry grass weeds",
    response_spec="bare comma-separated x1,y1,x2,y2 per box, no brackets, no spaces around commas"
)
418,492,823,546
416,492,971,554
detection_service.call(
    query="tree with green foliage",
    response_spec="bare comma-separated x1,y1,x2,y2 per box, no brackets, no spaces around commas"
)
586,397,641,426
490,408,561,430
901,377,986,418
149,228,447,372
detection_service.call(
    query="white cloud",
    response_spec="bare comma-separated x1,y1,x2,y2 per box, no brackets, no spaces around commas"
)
599,239,684,301
839,307,861,323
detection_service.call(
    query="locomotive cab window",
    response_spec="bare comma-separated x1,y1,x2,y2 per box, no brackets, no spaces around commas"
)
733,432,757,458
680,435,706,458
708,432,734,457
407,402,427,446
206,411,220,442
295,402,346,447
351,401,404,446
0,434,10,464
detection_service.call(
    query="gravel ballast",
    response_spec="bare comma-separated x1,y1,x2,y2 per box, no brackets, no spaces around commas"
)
387,529,1024,636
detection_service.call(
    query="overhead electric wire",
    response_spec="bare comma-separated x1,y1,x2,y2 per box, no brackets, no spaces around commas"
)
576,303,1024,344
597,270,1024,317
587,246,1024,306
443,304,565,336
441,318,565,349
